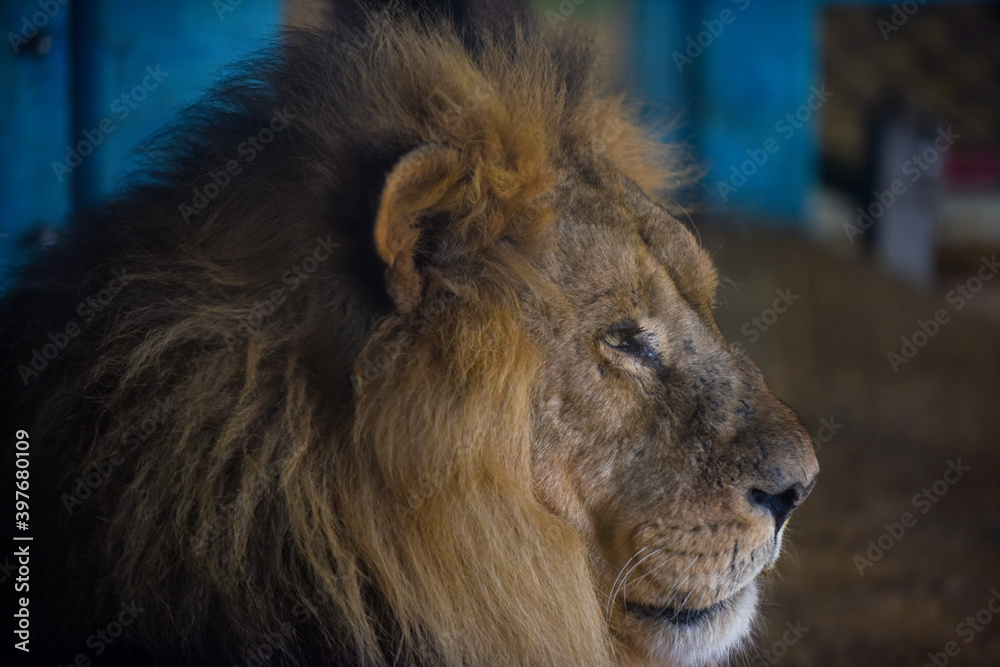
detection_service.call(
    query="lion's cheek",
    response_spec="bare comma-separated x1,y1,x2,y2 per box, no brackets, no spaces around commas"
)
530,453,599,540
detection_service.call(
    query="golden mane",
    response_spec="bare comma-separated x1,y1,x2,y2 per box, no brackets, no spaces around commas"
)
1,6,686,665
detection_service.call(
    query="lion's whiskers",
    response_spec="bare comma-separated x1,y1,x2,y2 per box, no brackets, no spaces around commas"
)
630,552,677,588
616,547,663,613
605,546,649,621
661,554,700,610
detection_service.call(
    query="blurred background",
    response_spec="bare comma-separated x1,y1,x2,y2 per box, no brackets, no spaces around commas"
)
2,0,998,664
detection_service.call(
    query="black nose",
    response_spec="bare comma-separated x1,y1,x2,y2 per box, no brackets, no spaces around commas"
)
749,483,807,531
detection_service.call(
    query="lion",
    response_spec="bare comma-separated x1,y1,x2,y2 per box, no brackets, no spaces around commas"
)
0,6,817,666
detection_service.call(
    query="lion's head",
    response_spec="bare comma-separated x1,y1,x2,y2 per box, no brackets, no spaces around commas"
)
2,7,816,667
526,172,819,666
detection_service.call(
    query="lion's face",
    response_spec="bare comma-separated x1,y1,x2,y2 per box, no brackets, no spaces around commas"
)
527,167,819,665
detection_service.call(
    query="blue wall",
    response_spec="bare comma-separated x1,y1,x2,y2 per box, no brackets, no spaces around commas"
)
630,0,978,225
1,0,280,285
4,0,982,280
632,0,821,225
1,1,72,274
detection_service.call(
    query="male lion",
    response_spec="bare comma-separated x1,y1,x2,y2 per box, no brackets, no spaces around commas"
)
1,7,817,667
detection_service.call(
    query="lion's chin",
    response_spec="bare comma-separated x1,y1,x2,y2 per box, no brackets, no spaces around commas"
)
619,580,759,667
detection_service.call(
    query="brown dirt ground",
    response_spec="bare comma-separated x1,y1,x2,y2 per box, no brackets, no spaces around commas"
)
699,226,1000,667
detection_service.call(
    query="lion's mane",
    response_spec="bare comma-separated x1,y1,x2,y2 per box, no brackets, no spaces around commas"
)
1,7,682,665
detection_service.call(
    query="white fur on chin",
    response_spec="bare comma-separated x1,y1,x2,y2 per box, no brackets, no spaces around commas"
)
637,580,760,667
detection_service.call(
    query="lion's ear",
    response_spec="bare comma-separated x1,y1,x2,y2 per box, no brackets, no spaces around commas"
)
374,145,462,313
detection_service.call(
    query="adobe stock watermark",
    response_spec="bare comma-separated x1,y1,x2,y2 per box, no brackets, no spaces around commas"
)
223,235,338,351
853,459,969,576
179,107,295,223
234,583,338,667
425,82,492,146
733,287,799,351
54,600,144,666
234,621,297,667
213,0,246,21
672,0,751,73
887,254,999,372
51,65,170,182
7,0,68,54
755,619,809,666
843,126,959,244
61,396,174,514
0,555,18,584
588,111,634,161
16,268,133,385
923,589,1000,667
543,0,588,26
191,500,238,553
350,289,458,390
715,85,832,203
878,0,928,41
811,416,843,454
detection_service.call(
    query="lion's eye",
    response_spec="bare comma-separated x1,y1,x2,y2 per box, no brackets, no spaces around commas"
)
601,325,647,355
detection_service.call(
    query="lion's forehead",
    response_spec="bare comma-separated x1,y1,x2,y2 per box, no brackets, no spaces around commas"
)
538,170,718,316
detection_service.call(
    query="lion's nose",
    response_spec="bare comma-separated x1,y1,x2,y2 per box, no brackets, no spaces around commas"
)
748,481,812,531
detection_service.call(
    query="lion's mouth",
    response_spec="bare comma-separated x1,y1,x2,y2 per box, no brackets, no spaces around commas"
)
625,599,727,626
